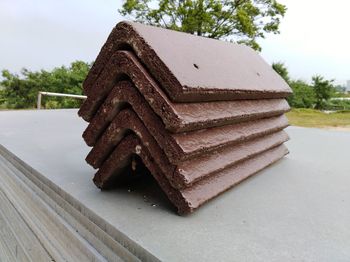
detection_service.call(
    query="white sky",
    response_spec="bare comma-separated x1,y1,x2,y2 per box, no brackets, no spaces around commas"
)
0,0,349,85
260,0,350,85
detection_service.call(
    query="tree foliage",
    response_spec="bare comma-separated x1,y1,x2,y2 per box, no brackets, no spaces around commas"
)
272,62,337,110
311,75,335,110
334,84,346,93
1,61,90,109
288,80,316,108
272,62,289,83
119,0,287,50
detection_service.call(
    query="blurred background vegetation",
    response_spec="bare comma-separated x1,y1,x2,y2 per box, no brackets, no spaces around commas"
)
1,61,349,111
272,62,350,111
0,61,90,109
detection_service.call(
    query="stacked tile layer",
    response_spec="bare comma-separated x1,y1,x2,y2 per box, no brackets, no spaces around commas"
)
79,21,292,214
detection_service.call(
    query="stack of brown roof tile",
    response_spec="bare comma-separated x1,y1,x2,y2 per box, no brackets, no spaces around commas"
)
78,21,292,215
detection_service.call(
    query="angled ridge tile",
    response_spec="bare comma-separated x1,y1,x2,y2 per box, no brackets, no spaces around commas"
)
79,51,290,130
83,80,289,163
94,134,289,214
84,21,291,102
79,22,292,215
86,108,289,190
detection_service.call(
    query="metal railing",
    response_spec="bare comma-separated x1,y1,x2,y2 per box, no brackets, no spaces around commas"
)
330,97,350,101
37,91,87,109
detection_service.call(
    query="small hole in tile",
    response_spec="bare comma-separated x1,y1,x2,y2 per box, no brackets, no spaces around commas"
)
193,63,199,69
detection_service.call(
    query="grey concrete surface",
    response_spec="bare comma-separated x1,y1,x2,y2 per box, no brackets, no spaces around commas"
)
0,109,350,262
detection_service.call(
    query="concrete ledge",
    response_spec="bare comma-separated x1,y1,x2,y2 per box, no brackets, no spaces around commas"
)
0,144,158,261
0,109,350,261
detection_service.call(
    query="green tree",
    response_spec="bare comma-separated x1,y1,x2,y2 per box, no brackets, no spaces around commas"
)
1,61,91,109
333,84,346,93
272,62,290,83
311,75,335,110
119,0,287,51
288,80,316,108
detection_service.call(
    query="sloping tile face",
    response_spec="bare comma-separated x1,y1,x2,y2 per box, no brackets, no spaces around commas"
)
84,21,291,102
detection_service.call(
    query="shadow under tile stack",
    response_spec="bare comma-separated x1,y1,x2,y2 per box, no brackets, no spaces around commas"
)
78,21,292,215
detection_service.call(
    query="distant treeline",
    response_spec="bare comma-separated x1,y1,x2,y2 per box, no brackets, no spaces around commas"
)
1,61,349,110
272,63,350,111
0,61,91,109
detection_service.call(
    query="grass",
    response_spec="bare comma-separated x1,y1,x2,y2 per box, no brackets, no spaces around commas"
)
286,108,350,129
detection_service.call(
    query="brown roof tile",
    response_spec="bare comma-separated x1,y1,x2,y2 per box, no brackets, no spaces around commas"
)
93,134,288,214
79,22,292,214
83,21,291,103
79,51,289,130
83,80,289,162
86,108,288,189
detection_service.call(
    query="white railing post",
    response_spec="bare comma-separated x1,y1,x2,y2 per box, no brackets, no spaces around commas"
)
37,92,42,110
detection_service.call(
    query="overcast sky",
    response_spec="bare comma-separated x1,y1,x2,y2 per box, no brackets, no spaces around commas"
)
1,0,349,85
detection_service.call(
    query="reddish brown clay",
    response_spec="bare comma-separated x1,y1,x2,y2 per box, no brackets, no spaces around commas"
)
94,134,289,214
84,21,291,103
86,108,289,189
78,51,290,130
83,81,289,162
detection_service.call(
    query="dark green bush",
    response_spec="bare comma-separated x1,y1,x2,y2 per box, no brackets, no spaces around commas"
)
287,80,316,108
324,99,350,111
